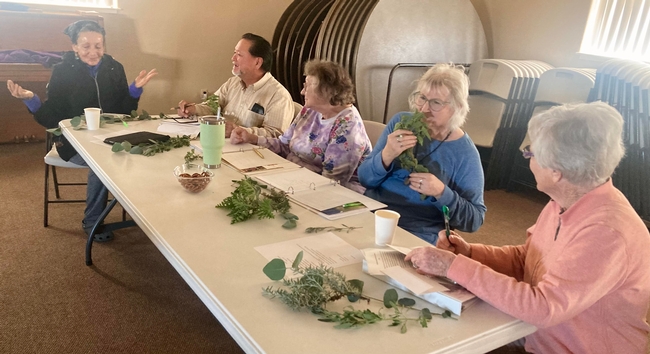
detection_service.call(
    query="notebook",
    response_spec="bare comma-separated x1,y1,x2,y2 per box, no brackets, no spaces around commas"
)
103,131,171,145
255,168,386,220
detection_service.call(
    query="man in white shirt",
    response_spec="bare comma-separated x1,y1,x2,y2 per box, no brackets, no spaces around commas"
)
177,33,294,138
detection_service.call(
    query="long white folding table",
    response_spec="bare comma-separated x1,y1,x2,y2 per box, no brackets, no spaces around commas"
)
61,118,536,354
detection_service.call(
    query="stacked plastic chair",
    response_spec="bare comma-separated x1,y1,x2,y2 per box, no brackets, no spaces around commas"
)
464,59,553,190
588,59,650,223
507,67,596,192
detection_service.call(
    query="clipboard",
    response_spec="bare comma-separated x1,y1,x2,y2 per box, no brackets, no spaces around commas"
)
103,131,171,145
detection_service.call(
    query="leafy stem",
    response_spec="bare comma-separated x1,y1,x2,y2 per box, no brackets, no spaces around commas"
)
394,111,431,199
304,224,362,233
205,94,220,115
262,252,453,333
216,177,294,226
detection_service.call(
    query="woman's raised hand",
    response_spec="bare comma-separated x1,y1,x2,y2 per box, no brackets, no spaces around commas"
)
6,80,34,99
134,69,158,88
380,129,416,167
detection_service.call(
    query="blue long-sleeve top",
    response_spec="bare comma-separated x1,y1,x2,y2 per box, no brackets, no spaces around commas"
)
358,112,487,245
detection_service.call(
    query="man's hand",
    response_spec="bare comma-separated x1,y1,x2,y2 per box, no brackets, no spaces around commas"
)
134,69,158,88
7,80,34,99
225,120,238,138
176,100,196,117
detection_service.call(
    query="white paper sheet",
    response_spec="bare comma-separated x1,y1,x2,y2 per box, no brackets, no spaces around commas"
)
254,232,363,269
157,121,201,137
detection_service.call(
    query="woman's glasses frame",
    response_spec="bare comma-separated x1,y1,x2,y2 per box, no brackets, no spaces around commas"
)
411,92,450,112
521,144,534,159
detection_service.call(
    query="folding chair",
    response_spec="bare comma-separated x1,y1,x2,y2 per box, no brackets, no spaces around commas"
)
43,132,87,227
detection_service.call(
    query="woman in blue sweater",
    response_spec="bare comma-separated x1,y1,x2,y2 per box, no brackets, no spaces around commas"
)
358,63,486,245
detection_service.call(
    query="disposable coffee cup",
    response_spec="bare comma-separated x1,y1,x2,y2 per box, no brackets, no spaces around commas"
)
84,108,101,131
375,209,400,246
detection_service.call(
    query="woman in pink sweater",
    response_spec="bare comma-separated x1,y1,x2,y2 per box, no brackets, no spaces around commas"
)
406,102,650,353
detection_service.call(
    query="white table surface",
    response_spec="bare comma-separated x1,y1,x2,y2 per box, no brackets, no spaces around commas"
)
61,119,536,354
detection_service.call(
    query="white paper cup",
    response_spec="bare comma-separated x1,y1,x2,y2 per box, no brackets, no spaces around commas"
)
84,108,101,131
375,210,400,246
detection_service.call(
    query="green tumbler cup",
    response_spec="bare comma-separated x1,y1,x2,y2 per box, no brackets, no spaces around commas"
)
200,116,225,169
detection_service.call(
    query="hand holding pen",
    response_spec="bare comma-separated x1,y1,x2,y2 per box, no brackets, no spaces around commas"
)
175,101,197,117
436,229,472,258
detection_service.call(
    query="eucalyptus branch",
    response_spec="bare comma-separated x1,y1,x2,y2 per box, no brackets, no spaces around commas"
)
262,252,453,333
109,135,191,156
304,224,362,234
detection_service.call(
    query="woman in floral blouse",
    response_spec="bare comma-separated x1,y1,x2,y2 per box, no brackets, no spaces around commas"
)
231,60,372,193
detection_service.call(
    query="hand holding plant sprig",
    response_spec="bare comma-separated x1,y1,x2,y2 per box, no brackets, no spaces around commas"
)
391,111,431,199
393,111,431,174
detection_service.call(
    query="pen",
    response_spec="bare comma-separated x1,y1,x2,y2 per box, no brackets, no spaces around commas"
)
342,201,364,208
253,148,264,159
442,205,454,245
170,102,197,111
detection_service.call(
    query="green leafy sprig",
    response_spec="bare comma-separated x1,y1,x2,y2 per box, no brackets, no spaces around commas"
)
305,224,361,234
184,149,202,164
110,135,191,156
46,110,163,136
394,111,432,199
262,252,453,333
394,111,431,174
205,94,220,115
216,177,295,227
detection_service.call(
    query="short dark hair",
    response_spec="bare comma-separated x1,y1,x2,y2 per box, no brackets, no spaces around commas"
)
303,60,355,106
241,33,272,73
64,20,105,44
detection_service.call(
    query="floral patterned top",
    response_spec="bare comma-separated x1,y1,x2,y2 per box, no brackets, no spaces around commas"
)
257,105,371,193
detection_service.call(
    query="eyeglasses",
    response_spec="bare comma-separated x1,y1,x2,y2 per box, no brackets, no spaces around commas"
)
412,92,450,112
521,145,534,159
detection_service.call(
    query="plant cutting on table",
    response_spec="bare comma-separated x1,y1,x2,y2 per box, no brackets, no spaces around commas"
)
262,251,453,333
216,177,297,228
47,110,192,157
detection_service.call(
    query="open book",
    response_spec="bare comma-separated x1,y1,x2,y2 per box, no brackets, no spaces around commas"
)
255,168,386,220
361,246,478,316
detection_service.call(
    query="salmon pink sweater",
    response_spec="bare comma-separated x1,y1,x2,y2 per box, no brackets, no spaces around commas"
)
448,180,650,353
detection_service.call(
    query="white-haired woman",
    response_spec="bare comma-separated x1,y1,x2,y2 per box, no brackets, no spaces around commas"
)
358,63,486,244
406,102,650,353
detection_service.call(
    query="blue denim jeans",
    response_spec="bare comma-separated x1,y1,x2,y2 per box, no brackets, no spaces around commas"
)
68,154,109,227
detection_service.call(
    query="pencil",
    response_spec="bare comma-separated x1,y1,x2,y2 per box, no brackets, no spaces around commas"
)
253,148,264,159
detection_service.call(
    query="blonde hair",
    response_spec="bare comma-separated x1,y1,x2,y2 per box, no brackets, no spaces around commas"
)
408,63,470,131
